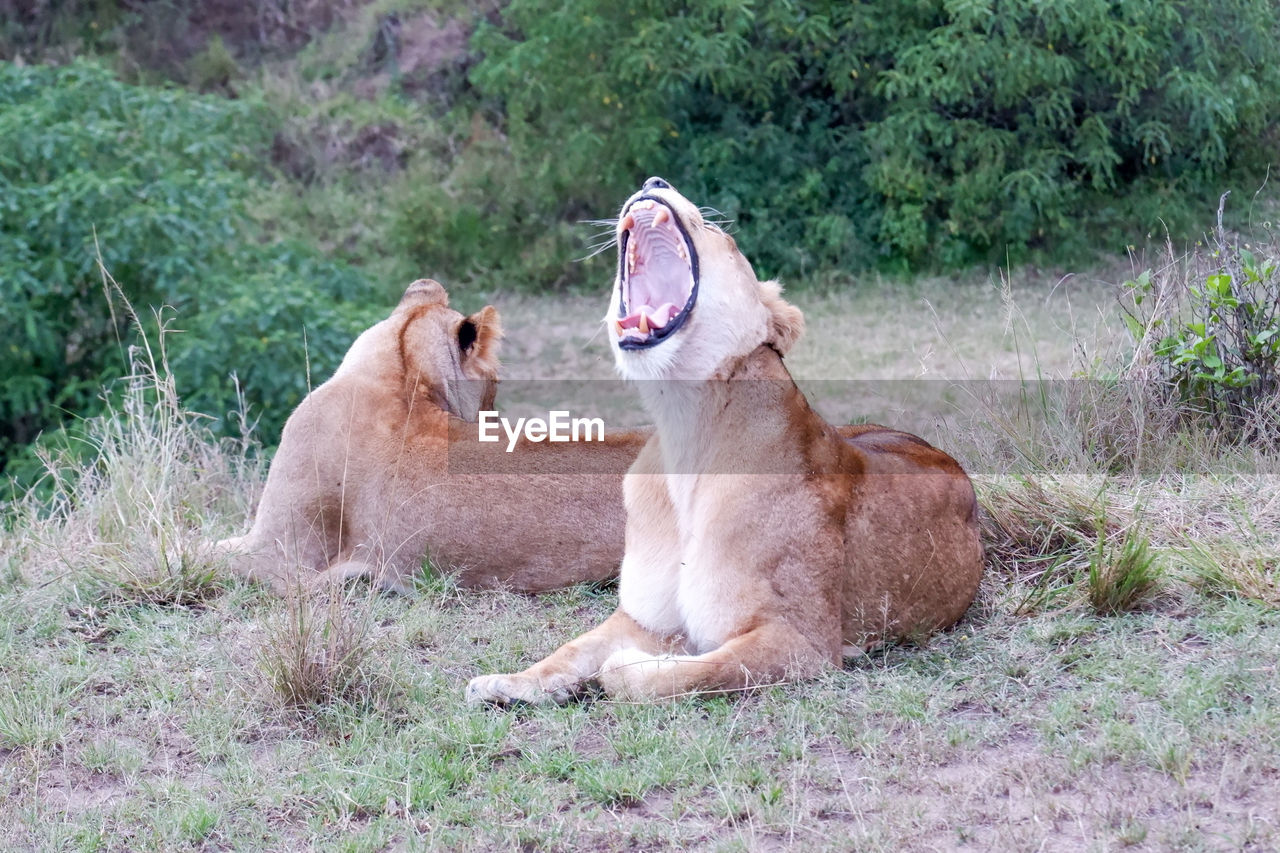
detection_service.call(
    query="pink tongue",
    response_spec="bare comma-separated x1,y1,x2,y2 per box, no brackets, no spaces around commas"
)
619,302,679,330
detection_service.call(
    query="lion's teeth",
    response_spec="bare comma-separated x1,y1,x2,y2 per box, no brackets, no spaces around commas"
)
612,319,624,336
638,313,650,334
653,207,669,226
620,214,634,231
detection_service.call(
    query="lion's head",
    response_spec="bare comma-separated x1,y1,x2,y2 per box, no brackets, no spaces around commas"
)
606,177,804,380
334,278,502,420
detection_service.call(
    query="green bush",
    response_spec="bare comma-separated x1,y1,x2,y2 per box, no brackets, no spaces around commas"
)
1121,207,1280,441
0,60,374,476
457,0,1280,279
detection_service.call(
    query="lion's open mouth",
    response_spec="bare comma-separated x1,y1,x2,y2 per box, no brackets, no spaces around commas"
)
614,196,698,349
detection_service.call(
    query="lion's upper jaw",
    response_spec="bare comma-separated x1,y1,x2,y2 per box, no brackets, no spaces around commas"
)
608,186,774,383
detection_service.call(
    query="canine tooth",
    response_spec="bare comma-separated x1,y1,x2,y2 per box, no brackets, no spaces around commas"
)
638,313,650,334
653,207,669,226
620,214,635,231
612,319,624,336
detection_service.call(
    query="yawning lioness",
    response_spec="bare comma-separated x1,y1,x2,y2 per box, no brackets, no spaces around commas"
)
467,179,983,704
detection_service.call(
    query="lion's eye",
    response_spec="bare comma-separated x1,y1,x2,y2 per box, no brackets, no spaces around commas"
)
458,319,478,352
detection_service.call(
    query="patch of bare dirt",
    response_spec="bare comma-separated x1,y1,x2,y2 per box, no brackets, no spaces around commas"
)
0,1,374,77
352,11,473,104
130,0,369,68
802,735,1280,851
271,119,409,182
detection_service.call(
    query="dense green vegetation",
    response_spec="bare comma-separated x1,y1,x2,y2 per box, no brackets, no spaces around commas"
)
2,0,1279,473
0,61,375,479
464,0,1280,273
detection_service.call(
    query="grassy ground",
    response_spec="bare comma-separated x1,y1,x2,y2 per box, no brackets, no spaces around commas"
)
490,267,1123,382
3,276,1279,851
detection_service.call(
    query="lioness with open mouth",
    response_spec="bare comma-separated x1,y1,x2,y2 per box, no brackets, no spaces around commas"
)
467,178,983,704
215,278,649,595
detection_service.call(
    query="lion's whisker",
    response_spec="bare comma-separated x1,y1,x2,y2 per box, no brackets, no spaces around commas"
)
575,238,620,263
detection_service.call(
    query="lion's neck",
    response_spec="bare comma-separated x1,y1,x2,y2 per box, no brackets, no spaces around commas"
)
640,345,805,476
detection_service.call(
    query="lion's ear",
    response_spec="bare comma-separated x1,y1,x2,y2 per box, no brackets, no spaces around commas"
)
759,280,805,355
401,278,449,307
460,305,502,376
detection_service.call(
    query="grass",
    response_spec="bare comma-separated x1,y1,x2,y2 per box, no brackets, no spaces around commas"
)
1085,523,1163,615
255,588,386,710
2,271,1280,849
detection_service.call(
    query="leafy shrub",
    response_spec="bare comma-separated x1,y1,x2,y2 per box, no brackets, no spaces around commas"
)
186,34,241,93
459,0,1280,279
1121,201,1280,441
389,126,607,291
0,60,374,476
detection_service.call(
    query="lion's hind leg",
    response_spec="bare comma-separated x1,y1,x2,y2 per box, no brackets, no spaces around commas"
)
312,558,415,595
596,622,832,702
212,536,302,596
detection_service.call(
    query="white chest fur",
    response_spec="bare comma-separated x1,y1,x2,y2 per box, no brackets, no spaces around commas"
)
617,472,743,654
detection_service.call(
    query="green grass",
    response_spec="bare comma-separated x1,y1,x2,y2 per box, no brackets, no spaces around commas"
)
3,279,1279,850
3,572,1279,849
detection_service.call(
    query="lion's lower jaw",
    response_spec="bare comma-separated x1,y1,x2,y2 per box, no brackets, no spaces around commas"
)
610,337,684,381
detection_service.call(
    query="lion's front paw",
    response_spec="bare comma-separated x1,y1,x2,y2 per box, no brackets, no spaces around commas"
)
465,673,575,708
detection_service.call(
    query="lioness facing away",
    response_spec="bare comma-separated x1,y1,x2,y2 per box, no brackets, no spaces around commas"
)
467,179,983,704
215,279,649,594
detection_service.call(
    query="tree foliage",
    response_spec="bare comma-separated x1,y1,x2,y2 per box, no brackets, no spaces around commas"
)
0,61,373,475
464,0,1280,276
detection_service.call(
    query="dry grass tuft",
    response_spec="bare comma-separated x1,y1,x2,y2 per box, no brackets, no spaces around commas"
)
1181,543,1280,605
977,475,1119,578
7,266,258,605
80,537,226,609
256,587,385,710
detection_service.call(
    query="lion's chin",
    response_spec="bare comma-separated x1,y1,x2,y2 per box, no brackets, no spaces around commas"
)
612,196,698,351
609,328,684,381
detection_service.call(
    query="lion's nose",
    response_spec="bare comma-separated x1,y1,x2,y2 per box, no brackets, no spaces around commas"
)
643,176,671,191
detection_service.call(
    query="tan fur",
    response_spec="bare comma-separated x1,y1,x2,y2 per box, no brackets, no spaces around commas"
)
214,279,650,594
467,184,983,705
